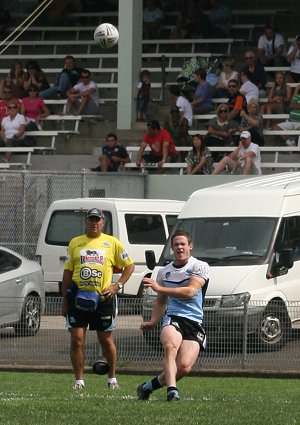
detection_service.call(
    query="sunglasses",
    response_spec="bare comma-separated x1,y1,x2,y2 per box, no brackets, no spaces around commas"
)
219,109,228,113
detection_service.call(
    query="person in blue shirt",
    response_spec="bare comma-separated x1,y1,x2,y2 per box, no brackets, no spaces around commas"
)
91,133,130,172
137,230,209,402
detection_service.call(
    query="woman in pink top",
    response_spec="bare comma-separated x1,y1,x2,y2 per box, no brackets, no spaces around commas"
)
20,84,50,130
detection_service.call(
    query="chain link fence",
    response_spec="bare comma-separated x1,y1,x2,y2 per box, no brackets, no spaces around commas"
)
0,170,145,259
1,297,300,371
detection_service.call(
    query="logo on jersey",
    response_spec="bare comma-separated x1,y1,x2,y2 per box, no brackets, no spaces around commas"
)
165,272,171,279
103,241,110,247
80,249,105,265
120,250,129,260
80,267,102,280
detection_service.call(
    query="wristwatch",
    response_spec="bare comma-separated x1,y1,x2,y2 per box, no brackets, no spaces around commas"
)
116,282,123,291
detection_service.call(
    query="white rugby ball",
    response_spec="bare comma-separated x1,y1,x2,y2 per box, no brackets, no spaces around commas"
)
94,23,119,49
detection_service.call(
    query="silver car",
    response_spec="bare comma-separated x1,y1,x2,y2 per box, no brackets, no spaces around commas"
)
0,246,45,336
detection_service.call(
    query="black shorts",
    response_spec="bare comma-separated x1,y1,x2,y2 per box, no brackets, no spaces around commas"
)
163,315,206,349
67,294,117,332
143,152,177,163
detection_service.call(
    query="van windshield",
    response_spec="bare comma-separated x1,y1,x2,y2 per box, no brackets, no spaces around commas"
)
159,217,277,266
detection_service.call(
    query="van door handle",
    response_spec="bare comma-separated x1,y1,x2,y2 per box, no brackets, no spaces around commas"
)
15,278,22,284
59,256,67,261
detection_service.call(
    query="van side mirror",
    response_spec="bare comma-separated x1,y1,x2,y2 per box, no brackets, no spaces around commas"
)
145,250,156,270
267,248,294,279
279,248,294,269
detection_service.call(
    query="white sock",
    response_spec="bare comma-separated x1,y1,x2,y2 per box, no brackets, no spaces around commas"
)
76,379,85,386
108,377,117,384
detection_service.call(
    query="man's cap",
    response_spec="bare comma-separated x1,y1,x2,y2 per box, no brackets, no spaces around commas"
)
240,130,251,139
296,35,300,41
86,208,105,219
147,120,160,130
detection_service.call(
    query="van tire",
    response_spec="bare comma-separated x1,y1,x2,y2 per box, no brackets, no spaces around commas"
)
251,303,290,351
14,295,41,337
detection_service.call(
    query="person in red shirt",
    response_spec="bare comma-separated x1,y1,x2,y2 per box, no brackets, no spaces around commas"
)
136,120,177,170
0,85,21,125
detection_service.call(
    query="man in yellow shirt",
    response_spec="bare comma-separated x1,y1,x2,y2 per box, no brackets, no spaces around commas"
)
61,208,135,390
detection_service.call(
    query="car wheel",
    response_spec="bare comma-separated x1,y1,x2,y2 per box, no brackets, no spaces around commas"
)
14,295,41,337
251,303,290,351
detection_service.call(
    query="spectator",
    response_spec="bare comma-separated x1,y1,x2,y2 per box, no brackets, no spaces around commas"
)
168,84,193,127
273,83,300,146
191,68,213,114
215,56,239,98
287,35,300,83
227,79,247,124
163,106,191,160
207,0,232,37
185,133,213,175
0,100,31,163
240,98,265,147
91,133,130,172
39,55,83,100
257,25,288,67
260,71,292,129
143,0,164,39
239,70,259,105
242,51,268,97
135,120,177,171
136,69,151,122
0,61,26,99
0,85,21,124
20,84,50,131
171,0,208,39
205,103,239,160
212,130,261,175
65,69,100,115
23,60,50,94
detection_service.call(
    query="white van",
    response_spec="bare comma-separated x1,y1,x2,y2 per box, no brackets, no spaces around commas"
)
36,198,184,295
144,173,300,350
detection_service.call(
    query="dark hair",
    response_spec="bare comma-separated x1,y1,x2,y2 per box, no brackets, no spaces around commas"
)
106,132,117,141
171,230,192,246
195,68,206,80
64,55,75,62
81,69,91,77
192,133,205,154
169,84,181,96
25,60,41,71
28,83,39,93
147,120,160,130
140,69,150,79
10,60,23,78
228,78,239,86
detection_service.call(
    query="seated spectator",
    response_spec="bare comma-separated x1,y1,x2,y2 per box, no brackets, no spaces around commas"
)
0,100,33,163
40,55,83,100
287,35,300,83
205,103,239,160
273,83,300,146
212,130,261,175
206,0,232,37
240,98,265,147
227,79,247,124
135,120,177,171
240,70,259,105
257,25,288,67
0,61,26,99
0,85,21,124
185,133,213,175
143,0,164,39
215,56,239,98
168,84,193,127
191,68,213,114
171,0,209,39
91,133,130,172
136,69,151,122
260,72,292,128
23,60,50,94
242,51,268,97
163,106,191,160
20,84,50,131
65,69,100,115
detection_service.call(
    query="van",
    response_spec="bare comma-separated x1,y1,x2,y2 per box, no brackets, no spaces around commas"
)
36,198,184,295
143,173,300,350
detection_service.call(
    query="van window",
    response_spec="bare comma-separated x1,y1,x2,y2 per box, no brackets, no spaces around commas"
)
125,214,166,244
275,216,300,261
166,215,178,234
45,210,112,246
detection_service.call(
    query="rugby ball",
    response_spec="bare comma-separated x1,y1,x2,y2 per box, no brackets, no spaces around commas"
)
92,360,110,375
94,23,119,49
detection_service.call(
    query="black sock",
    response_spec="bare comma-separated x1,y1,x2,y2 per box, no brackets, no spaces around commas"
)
151,376,163,391
167,386,178,394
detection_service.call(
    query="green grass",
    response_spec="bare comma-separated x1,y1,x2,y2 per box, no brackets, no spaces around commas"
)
0,372,299,425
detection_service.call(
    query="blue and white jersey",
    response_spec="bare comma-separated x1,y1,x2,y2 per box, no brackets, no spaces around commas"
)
157,256,209,324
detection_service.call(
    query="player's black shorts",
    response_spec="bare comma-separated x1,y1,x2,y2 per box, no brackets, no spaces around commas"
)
67,293,117,332
163,315,206,349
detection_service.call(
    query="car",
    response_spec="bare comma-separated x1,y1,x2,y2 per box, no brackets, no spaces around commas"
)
0,246,45,336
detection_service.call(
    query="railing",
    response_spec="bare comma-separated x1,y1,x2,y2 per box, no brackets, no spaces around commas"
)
0,297,299,371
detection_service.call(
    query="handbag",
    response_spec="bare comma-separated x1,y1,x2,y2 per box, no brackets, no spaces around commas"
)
75,290,100,312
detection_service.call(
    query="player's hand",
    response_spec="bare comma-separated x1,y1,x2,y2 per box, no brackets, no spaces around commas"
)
102,283,119,299
61,297,68,317
140,320,156,332
142,277,161,293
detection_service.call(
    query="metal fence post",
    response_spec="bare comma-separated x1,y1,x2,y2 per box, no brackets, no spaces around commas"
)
81,168,87,197
161,55,166,105
242,296,250,368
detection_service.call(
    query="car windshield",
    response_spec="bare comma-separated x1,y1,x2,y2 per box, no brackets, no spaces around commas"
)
159,217,277,266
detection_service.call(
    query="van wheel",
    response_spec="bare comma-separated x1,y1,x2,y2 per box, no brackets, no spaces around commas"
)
14,295,41,337
251,303,290,351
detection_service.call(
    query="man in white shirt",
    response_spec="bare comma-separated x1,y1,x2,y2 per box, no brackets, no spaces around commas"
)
240,71,259,104
169,85,193,127
65,69,100,115
212,130,261,175
257,25,287,66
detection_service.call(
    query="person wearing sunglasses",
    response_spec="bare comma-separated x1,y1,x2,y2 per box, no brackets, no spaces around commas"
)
65,69,100,116
0,84,21,124
21,84,50,131
241,50,267,98
227,79,247,124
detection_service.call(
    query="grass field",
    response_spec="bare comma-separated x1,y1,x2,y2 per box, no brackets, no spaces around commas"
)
0,371,299,425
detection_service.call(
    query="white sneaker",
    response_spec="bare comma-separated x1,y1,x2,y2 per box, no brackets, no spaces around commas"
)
286,139,296,147
73,382,85,390
108,381,119,390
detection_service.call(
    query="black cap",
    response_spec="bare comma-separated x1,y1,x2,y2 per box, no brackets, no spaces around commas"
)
86,208,105,219
147,120,160,130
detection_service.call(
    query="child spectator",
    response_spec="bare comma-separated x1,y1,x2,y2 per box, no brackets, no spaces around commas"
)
136,70,151,122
